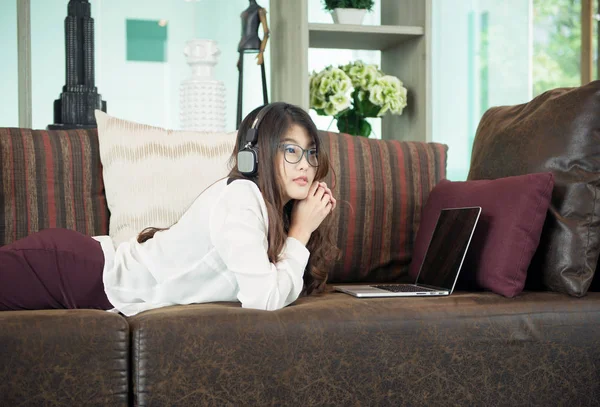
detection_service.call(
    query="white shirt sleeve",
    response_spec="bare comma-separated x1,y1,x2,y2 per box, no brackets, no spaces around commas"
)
209,181,310,311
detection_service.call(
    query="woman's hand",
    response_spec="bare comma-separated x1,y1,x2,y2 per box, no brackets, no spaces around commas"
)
289,181,335,245
317,182,336,212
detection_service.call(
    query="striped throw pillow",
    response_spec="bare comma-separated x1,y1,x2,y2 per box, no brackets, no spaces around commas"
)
318,131,448,283
95,110,237,247
0,128,109,246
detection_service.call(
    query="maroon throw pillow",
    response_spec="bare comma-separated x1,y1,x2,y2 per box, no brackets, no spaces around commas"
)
408,173,554,297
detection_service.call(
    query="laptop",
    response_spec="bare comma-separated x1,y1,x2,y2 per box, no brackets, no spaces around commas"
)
334,206,482,298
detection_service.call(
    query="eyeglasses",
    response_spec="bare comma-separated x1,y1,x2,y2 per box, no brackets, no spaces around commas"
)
280,143,319,167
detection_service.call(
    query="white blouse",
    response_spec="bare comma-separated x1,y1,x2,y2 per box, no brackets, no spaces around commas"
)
94,178,310,316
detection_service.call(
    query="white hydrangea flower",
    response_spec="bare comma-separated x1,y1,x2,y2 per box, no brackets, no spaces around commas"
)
361,65,380,88
368,84,385,106
331,92,351,112
309,66,352,116
309,60,408,122
371,75,408,116
311,94,326,110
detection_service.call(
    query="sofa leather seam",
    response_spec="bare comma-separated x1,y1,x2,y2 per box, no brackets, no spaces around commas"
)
583,183,598,291
136,326,141,406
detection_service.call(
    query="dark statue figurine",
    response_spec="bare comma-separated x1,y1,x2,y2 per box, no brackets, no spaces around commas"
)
237,0,269,65
49,0,107,130
236,0,270,128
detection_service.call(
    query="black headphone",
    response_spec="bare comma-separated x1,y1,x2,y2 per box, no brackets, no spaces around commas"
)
237,103,280,176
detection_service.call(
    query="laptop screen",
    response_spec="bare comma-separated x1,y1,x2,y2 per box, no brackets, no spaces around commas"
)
415,207,481,291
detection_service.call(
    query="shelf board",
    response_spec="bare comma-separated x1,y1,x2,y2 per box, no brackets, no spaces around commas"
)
308,23,424,51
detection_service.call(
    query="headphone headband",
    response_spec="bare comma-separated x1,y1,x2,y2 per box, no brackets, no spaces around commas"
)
238,102,288,177
245,103,286,145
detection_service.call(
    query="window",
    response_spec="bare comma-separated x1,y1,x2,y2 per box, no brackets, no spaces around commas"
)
433,0,591,181
0,0,19,127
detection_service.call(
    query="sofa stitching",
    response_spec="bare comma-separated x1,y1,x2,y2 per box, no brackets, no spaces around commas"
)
135,325,140,407
583,183,598,294
122,319,130,404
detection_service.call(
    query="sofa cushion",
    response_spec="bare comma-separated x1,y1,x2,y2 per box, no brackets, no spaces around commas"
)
317,131,447,283
94,110,237,246
409,173,554,297
0,309,129,406
128,290,600,406
0,128,109,246
468,80,600,297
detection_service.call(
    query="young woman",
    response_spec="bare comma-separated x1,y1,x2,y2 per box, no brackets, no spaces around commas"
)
0,102,339,315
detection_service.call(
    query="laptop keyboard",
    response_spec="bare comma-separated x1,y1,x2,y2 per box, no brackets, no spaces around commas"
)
372,284,435,293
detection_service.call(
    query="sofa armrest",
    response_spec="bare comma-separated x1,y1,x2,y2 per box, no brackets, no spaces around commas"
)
0,309,129,407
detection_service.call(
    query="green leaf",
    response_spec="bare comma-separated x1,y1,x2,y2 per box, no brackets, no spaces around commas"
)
336,109,372,137
322,0,375,11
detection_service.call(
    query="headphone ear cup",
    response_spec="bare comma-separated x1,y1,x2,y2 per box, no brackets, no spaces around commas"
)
237,148,258,176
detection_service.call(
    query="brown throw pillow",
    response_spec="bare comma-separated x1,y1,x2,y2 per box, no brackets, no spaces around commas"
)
468,80,600,297
318,131,448,283
0,128,109,246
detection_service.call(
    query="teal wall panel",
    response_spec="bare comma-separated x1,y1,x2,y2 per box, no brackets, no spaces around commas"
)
126,19,167,62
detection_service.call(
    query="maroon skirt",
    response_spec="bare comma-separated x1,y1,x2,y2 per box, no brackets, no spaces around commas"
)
0,228,112,311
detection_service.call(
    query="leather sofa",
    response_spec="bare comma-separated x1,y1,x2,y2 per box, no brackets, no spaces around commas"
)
3,291,599,406
2,83,600,406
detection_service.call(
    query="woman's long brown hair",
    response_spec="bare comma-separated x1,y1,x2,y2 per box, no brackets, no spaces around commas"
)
138,102,340,295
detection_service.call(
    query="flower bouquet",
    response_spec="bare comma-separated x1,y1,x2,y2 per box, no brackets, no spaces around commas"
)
309,60,408,137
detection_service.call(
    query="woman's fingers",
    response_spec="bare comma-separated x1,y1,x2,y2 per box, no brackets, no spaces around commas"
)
314,185,326,200
318,182,336,210
309,181,320,195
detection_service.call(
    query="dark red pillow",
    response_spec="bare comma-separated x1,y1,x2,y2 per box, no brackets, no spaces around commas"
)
408,173,554,297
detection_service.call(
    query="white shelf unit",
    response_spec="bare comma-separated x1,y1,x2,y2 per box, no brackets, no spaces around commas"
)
269,0,432,142
309,23,424,50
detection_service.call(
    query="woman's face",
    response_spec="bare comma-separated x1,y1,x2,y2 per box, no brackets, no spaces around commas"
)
277,124,318,203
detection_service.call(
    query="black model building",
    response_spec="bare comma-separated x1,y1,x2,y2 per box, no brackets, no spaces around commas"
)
49,0,106,130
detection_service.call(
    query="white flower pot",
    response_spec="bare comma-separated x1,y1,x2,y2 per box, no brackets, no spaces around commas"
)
331,8,367,25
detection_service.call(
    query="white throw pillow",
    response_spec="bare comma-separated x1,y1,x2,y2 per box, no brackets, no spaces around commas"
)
95,110,237,247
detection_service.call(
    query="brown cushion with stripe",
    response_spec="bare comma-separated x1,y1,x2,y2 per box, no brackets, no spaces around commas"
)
0,128,109,246
319,131,448,283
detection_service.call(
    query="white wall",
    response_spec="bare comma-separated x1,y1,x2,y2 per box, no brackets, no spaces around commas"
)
0,0,19,127
432,0,532,181
27,0,195,129
94,0,196,129
20,0,271,131
195,0,271,129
